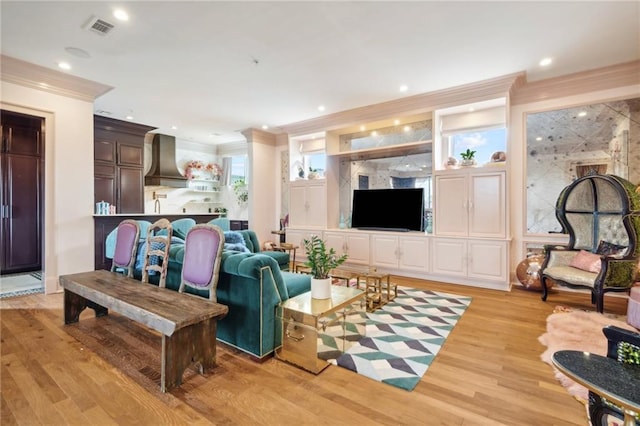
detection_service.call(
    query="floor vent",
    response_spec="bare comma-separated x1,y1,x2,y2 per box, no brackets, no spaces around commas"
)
84,16,115,36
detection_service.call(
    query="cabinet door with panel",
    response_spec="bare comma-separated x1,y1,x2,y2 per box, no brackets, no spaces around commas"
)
117,166,144,213
432,237,507,283
371,234,429,273
434,174,468,236
289,180,326,228
434,170,505,238
324,231,370,266
467,239,508,282
468,172,506,238
0,110,44,274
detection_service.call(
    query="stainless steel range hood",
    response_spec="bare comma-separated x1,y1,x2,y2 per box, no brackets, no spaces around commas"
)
144,133,187,187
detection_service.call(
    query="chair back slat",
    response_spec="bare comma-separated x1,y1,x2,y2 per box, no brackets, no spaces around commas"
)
141,218,172,288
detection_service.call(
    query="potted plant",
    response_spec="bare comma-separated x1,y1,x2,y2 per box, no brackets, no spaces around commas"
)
302,235,347,299
460,149,477,166
232,178,248,206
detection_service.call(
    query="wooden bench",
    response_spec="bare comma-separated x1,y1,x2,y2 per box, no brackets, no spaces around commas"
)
59,270,228,392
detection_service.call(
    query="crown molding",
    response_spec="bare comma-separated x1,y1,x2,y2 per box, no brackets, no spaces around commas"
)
511,60,640,105
242,128,277,146
280,72,525,137
0,55,113,102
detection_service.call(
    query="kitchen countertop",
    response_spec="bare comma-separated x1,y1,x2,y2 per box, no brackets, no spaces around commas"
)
93,213,222,217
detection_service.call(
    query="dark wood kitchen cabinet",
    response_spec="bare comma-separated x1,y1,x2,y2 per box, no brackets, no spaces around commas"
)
94,116,156,213
0,110,44,274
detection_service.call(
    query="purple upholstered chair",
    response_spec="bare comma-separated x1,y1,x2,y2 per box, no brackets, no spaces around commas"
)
178,224,225,302
110,219,140,277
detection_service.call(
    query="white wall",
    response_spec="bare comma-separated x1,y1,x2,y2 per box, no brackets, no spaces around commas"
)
1,81,95,293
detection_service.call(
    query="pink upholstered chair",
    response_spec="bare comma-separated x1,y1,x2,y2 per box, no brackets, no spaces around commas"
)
110,219,140,277
141,218,173,288
178,224,225,302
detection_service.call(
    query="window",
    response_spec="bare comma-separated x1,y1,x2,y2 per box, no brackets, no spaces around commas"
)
230,155,247,184
304,151,326,177
446,127,507,165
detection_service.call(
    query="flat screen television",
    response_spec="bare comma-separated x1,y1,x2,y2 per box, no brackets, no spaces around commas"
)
351,188,424,232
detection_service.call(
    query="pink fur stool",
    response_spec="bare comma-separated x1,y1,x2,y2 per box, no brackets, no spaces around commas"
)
628,286,640,329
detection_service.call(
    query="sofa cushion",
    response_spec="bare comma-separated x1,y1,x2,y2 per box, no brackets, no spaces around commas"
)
208,217,230,231
156,218,195,240
282,271,311,298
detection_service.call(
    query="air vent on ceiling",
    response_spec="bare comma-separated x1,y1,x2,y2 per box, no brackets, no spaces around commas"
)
83,15,115,36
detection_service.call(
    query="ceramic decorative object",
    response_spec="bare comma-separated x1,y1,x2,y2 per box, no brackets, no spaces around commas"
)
515,254,549,291
311,277,332,299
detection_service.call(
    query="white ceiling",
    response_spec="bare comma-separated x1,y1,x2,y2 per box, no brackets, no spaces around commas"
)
1,1,638,144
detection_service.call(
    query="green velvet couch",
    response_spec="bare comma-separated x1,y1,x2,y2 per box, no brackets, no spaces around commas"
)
106,218,311,359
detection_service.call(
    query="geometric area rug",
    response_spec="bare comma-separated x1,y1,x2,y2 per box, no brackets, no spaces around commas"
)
334,287,472,391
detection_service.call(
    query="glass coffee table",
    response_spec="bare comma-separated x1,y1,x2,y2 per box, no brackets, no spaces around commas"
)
296,265,397,312
275,286,366,374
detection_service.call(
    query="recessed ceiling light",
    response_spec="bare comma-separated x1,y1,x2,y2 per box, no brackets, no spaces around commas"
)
399,85,408,92
125,115,134,120
403,126,411,132
536,137,542,141
360,125,366,131
371,131,378,137
317,105,325,112
171,125,178,130
468,107,475,112
578,111,587,117
65,47,91,59
262,125,269,130
57,61,71,70
113,9,129,21
393,119,400,125
539,57,553,67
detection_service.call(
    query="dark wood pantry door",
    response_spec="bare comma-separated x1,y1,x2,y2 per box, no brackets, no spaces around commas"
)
0,110,44,275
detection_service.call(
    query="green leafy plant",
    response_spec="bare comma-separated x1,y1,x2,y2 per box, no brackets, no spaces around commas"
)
233,179,248,205
303,235,347,279
618,341,640,365
460,149,476,160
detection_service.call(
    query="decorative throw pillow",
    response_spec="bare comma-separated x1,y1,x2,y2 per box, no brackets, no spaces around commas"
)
224,231,244,245
223,231,250,253
224,243,251,253
596,240,627,256
569,250,602,273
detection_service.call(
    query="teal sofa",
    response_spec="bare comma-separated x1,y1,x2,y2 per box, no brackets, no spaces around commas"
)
105,218,310,359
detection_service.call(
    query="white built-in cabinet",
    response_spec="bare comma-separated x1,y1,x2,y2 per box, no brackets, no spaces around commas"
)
431,238,508,283
431,168,508,288
371,234,429,274
323,231,370,266
289,180,326,229
285,228,323,263
434,169,506,238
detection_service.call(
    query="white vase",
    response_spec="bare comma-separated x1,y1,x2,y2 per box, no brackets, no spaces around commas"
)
311,277,332,299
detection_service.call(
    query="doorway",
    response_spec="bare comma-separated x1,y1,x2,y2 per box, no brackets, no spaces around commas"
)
0,110,44,283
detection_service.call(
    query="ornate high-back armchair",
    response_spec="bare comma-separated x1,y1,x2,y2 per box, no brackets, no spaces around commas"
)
540,173,640,312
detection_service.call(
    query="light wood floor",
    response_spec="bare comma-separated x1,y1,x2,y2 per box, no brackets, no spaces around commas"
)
0,277,630,426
